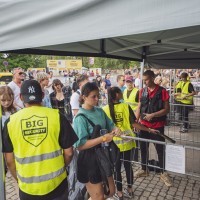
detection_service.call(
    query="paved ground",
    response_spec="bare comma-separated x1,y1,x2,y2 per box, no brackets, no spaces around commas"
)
5,166,200,200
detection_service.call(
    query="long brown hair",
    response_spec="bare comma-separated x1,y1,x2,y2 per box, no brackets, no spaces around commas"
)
0,86,17,114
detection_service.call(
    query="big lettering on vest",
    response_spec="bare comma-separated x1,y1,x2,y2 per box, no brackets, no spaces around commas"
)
7,107,67,195
103,103,136,152
140,87,166,122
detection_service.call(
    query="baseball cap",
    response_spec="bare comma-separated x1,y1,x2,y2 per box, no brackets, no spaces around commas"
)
20,80,43,103
125,76,133,82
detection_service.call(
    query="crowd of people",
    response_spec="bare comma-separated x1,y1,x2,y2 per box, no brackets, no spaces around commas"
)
0,66,197,200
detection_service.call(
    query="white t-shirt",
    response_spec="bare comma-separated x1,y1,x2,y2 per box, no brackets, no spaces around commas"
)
46,77,54,94
8,81,24,109
135,78,141,88
70,90,80,113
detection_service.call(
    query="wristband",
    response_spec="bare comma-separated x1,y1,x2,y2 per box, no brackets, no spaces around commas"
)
102,135,107,142
148,128,151,133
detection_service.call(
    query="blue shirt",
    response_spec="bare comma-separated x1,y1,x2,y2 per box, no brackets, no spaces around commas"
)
119,85,126,92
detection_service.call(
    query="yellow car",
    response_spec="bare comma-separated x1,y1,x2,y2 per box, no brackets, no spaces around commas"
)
0,72,13,85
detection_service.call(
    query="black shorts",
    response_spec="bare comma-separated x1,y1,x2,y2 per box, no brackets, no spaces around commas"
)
77,149,102,184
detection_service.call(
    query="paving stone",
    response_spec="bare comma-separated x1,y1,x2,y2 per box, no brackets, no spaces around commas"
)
176,191,184,197
166,195,173,199
169,187,178,192
139,197,148,200
184,192,192,198
148,196,157,200
182,197,191,200
142,191,150,197
150,192,158,197
168,190,176,196
192,194,200,199
159,192,166,197
156,196,165,200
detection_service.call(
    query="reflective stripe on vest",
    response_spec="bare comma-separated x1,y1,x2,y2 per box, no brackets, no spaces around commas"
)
7,107,67,195
17,166,65,183
123,88,138,111
114,138,134,145
15,149,62,164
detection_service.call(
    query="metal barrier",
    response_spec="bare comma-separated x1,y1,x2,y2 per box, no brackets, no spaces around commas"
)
114,135,200,199
167,102,200,149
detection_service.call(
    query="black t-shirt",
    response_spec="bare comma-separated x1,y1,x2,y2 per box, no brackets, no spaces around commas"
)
2,112,78,200
128,105,137,124
72,81,79,92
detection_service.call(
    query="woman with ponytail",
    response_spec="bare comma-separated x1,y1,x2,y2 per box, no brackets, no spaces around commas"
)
103,87,159,199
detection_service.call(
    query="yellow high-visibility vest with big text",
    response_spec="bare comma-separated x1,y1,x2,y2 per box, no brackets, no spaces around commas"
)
7,106,67,195
123,88,138,111
103,103,136,152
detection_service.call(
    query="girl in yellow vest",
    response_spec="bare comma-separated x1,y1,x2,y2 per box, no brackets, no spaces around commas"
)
103,87,159,199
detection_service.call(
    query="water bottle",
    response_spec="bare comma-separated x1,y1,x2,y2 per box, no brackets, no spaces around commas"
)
100,129,109,147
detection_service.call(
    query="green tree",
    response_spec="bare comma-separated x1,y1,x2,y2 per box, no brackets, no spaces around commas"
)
0,53,139,72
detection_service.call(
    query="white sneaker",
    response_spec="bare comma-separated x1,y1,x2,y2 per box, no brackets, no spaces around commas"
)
160,172,172,187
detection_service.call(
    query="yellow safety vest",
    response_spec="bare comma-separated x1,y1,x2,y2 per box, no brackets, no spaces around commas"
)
123,88,139,111
179,81,193,104
103,103,136,152
7,106,67,195
175,81,183,102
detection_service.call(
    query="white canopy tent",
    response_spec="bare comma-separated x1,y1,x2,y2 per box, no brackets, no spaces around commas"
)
1,0,200,69
1,1,200,198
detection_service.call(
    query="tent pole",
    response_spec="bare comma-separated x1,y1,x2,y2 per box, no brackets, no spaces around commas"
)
139,59,145,89
0,108,6,200
169,69,172,103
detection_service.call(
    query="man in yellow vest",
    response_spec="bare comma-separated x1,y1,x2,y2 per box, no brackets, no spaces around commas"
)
174,72,196,133
2,80,78,200
123,76,139,112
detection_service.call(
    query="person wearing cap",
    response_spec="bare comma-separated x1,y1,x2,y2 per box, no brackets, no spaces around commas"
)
8,67,26,110
123,76,139,112
2,80,78,200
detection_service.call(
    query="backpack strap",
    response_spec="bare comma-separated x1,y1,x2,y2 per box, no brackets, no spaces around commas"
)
76,113,95,127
